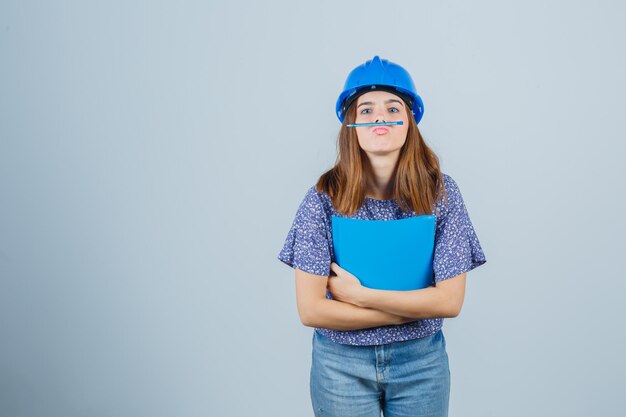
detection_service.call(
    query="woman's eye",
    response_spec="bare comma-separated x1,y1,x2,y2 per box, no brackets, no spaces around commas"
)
360,107,399,114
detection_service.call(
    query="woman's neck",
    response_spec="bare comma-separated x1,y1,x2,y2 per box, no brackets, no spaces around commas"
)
365,154,398,199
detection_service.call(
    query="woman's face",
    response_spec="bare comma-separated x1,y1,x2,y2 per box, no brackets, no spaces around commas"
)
353,90,410,159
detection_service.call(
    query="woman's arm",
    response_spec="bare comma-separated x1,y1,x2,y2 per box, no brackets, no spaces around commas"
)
295,268,415,331
327,263,467,319
354,273,467,319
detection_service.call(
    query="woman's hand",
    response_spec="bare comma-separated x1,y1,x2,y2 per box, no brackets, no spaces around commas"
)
328,262,368,306
328,262,416,325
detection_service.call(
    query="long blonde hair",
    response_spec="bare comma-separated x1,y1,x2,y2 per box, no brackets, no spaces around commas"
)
316,98,448,216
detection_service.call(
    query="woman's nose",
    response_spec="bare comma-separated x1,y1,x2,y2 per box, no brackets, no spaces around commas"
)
374,107,386,122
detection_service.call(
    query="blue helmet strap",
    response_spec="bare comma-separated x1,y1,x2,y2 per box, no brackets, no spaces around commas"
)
342,84,415,117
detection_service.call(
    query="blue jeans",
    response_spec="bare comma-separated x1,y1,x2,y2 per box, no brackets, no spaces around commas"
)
310,329,450,417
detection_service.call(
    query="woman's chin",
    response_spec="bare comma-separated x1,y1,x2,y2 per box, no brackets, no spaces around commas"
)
363,147,402,157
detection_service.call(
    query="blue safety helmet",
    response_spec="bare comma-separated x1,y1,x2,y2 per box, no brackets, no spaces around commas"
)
335,55,424,124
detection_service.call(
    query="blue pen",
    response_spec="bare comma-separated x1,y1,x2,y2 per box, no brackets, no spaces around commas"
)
346,121,404,127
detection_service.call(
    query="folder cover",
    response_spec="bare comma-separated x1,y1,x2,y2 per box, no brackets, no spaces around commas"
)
331,215,436,291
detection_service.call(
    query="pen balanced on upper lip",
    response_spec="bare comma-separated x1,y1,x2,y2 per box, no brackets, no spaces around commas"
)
346,121,404,127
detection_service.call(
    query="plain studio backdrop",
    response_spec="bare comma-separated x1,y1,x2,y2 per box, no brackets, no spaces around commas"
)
1,1,625,416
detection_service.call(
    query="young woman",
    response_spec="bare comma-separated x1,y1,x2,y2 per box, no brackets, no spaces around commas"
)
277,55,487,417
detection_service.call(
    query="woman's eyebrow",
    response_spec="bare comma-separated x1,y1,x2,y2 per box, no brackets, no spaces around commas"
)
357,99,404,108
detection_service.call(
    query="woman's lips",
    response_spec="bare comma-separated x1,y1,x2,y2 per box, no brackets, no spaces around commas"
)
372,127,389,134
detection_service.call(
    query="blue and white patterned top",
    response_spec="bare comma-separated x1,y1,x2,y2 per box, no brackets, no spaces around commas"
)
277,173,486,346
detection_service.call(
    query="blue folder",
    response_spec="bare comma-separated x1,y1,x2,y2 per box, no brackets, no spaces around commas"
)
331,215,436,291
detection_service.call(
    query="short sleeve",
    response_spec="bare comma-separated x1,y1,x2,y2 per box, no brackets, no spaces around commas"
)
277,186,332,277
433,174,487,282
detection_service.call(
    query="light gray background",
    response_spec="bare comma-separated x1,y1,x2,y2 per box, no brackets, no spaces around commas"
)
1,1,625,416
